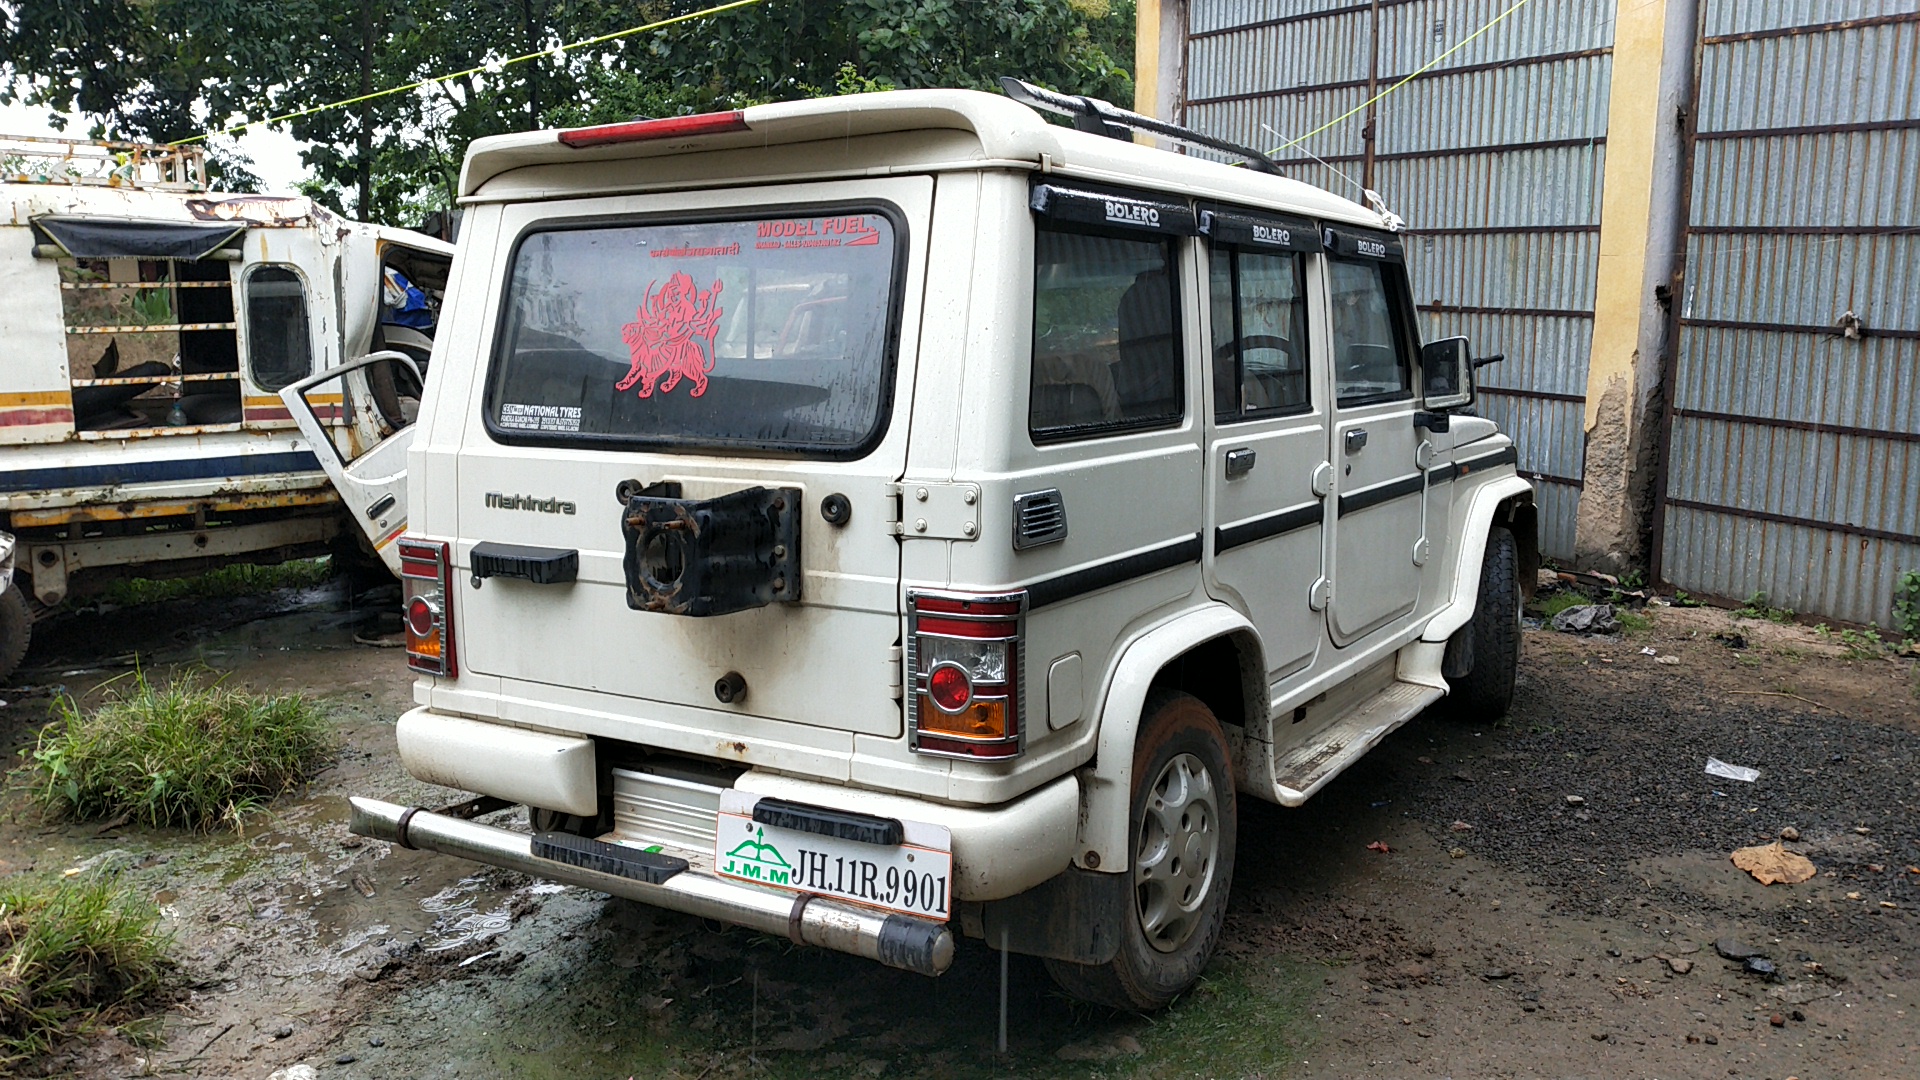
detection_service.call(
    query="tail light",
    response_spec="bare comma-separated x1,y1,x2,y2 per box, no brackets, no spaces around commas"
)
399,538,456,677
907,591,1026,759
558,110,751,148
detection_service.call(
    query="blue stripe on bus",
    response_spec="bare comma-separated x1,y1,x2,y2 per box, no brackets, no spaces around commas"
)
0,451,324,494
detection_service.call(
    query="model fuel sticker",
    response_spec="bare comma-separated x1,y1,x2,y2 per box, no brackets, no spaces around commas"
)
752,214,881,250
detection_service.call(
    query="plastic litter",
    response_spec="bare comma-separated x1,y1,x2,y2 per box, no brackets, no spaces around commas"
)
1705,757,1760,782
1550,604,1618,634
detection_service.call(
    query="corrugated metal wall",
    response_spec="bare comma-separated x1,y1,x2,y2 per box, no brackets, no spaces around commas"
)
1182,0,1616,559
1655,2,1920,627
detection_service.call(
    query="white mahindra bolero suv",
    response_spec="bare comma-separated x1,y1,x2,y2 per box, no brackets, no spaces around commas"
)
350,81,1537,1009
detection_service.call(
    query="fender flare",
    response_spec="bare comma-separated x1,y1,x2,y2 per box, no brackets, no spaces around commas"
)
1422,474,1534,643
1074,603,1257,873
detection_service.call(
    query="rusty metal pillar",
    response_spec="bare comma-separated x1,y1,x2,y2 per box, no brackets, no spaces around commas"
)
1361,0,1381,190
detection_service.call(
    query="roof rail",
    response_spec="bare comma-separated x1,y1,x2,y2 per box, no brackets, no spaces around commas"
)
0,133,209,191
998,77,1281,176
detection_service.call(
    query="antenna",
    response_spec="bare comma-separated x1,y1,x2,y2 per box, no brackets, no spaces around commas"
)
998,77,1282,176
1258,121,1359,194
1254,122,1405,233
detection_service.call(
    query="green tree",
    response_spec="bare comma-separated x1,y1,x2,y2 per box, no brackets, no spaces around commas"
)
0,0,284,188
2,0,1133,225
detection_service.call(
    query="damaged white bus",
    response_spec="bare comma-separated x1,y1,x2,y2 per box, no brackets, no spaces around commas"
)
0,136,452,681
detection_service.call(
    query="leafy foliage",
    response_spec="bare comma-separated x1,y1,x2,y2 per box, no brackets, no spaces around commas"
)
0,874,171,1068
2,0,1134,224
93,558,337,608
1894,568,1920,643
1733,591,1794,624
30,671,334,831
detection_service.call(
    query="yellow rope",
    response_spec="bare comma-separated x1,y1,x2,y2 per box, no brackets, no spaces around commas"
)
171,0,768,146
1266,0,1542,157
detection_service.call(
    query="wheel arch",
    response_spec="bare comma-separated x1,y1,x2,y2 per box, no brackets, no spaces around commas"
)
1074,603,1261,874
1423,475,1536,643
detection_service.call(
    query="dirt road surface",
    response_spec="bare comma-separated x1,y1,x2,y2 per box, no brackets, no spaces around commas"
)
4,586,1915,1078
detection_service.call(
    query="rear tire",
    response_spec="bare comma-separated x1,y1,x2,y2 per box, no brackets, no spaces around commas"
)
1045,689,1236,1010
1446,526,1520,719
0,584,29,685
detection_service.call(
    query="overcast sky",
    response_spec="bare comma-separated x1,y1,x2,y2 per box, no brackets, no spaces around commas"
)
0,98,310,193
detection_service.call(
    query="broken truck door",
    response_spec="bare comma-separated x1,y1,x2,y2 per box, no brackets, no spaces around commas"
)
279,351,419,572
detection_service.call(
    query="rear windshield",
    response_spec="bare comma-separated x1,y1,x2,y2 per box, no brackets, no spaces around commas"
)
486,208,902,455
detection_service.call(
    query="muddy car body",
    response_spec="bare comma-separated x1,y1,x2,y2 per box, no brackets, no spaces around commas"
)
0,138,453,679
352,87,1537,1007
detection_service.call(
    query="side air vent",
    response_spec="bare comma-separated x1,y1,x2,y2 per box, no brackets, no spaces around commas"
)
1012,489,1068,550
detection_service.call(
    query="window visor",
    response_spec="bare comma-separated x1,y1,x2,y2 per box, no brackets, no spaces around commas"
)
1030,184,1198,236
1199,209,1322,253
1321,226,1405,262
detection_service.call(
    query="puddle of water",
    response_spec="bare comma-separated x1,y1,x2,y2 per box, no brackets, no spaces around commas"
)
418,875,516,952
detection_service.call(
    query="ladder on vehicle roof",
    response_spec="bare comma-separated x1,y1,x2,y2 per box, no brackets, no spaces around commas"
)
0,133,209,191
998,76,1283,176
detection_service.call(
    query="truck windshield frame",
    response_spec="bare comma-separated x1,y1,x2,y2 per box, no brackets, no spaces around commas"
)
481,202,909,460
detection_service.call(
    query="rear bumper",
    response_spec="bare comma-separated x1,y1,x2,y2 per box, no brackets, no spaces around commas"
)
394,707,1083,901
348,796,954,976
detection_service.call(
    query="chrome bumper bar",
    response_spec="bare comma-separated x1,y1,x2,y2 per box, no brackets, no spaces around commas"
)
347,797,954,976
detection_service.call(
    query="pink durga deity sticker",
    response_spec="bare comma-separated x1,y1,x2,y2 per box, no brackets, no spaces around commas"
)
618,272,725,398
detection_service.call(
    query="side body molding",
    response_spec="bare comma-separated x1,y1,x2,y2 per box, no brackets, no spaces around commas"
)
1075,603,1260,873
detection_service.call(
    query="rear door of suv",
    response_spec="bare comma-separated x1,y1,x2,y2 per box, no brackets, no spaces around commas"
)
1199,209,1328,682
452,177,932,740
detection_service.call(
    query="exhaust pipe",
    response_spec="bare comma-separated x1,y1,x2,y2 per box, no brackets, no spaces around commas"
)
348,797,954,977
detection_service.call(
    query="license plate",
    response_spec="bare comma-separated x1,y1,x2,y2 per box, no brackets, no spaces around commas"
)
713,792,953,921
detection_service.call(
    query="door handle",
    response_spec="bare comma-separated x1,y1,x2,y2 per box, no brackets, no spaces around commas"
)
1224,447,1257,478
469,541,579,585
1344,428,1369,453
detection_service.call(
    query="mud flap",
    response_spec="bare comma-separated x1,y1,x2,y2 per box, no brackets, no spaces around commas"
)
976,866,1125,965
278,351,421,575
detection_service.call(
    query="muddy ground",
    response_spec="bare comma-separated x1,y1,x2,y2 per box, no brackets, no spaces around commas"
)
2,585,1916,1079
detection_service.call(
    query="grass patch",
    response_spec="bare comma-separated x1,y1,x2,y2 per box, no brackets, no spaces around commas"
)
1101,962,1317,1078
95,557,335,608
28,671,334,831
1732,590,1795,624
0,874,170,1069
1536,592,1589,618
1616,609,1653,634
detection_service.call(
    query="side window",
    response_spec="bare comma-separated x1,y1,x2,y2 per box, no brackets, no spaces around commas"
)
1328,258,1411,405
1030,225,1183,442
245,266,313,392
1209,246,1310,421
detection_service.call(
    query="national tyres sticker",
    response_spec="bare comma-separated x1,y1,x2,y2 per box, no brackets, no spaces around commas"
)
498,403,582,432
617,272,724,399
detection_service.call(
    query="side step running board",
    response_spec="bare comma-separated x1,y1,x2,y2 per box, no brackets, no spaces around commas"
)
1271,681,1446,806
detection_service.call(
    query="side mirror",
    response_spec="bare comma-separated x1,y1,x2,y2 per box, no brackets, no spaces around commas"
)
1420,336,1472,411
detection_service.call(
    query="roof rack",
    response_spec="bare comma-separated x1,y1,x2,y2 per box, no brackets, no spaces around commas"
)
0,133,209,191
998,77,1281,176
